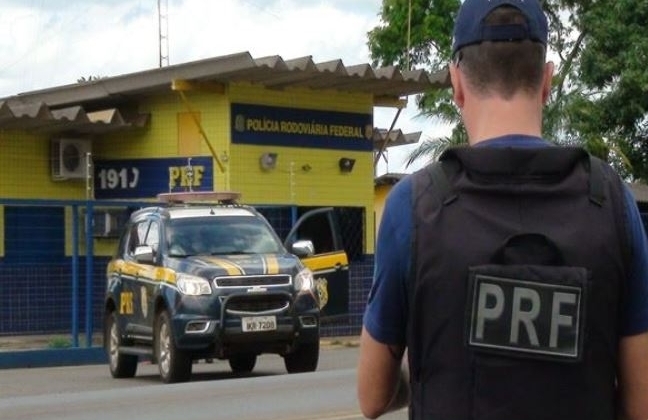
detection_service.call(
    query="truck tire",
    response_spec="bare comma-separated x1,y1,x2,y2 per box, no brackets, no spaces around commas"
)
155,311,192,383
105,311,138,378
284,341,319,373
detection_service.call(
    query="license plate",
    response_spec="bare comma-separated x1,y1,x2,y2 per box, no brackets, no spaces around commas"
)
241,316,277,332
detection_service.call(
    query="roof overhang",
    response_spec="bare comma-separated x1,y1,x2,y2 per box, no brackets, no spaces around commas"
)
0,51,449,136
0,101,149,135
373,128,421,150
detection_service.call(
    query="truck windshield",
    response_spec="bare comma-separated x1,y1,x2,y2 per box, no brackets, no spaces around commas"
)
166,216,284,256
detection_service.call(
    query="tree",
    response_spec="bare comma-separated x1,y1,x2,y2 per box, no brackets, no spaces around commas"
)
368,0,648,181
570,0,648,180
368,0,462,169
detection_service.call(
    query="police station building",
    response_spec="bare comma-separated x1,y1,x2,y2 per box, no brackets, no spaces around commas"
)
0,51,447,339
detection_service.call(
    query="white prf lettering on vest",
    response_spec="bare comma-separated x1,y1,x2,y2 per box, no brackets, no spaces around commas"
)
474,282,578,349
510,287,541,346
475,283,504,340
549,292,576,348
469,274,584,359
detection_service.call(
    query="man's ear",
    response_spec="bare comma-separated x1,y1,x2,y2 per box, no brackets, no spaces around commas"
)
449,65,464,108
541,61,555,104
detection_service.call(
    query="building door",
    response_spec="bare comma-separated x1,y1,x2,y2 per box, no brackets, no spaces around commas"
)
285,207,349,320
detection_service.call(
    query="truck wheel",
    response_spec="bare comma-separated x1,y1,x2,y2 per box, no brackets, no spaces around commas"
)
229,354,257,373
155,311,192,383
284,341,319,373
105,311,138,378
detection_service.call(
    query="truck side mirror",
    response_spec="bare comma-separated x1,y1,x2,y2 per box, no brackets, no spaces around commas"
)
291,240,314,258
134,245,155,264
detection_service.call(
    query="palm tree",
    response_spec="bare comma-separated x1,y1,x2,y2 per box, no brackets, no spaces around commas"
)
404,89,467,169
405,125,467,168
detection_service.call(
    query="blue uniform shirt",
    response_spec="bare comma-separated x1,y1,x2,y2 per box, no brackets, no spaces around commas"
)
364,136,648,345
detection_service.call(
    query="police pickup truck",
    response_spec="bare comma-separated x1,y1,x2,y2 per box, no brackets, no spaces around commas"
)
104,192,320,383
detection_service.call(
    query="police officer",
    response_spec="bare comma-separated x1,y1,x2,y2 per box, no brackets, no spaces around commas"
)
357,1,648,419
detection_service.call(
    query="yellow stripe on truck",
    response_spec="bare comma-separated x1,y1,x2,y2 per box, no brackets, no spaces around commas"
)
108,260,177,284
264,255,279,274
203,257,243,275
301,251,348,272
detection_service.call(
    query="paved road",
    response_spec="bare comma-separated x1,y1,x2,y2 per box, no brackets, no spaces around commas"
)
0,345,407,420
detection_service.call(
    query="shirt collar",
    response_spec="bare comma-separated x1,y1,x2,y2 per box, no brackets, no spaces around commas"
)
474,135,553,148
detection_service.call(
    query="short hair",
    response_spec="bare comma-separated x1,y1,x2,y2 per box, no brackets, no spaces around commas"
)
455,6,547,99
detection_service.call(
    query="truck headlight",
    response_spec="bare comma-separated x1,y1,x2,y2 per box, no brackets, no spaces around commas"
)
294,268,314,291
176,274,212,295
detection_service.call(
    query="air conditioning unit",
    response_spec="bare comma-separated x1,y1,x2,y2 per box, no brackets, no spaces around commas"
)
51,138,92,180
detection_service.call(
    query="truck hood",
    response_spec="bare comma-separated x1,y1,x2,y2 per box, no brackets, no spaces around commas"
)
167,253,302,278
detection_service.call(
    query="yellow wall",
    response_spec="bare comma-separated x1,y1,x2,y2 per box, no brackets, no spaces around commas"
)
95,94,229,160
0,130,91,199
374,184,391,232
231,144,372,205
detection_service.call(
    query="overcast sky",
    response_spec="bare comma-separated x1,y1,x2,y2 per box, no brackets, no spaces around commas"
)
0,0,450,174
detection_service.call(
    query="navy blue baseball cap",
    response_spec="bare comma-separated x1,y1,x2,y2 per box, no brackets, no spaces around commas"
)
452,0,548,56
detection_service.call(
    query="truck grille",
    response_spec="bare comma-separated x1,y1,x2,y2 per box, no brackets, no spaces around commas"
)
214,274,291,288
225,294,291,314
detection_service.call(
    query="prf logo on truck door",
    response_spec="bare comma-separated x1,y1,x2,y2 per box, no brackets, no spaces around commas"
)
467,272,585,361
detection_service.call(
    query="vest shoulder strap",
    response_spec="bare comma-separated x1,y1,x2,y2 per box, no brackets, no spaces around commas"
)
588,155,606,206
408,159,460,382
588,155,633,294
412,159,460,208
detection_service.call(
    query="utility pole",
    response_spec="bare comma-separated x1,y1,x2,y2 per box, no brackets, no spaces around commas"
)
158,0,169,67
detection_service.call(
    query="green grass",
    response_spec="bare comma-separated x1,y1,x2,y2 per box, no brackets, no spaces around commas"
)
47,336,72,349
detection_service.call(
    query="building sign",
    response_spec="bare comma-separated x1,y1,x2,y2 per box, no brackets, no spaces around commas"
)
94,156,213,199
231,103,373,151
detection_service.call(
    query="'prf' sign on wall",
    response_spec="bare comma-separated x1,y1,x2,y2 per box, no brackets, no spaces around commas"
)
93,156,213,199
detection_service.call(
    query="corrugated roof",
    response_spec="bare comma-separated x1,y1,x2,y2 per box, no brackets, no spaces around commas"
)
0,101,149,135
3,51,449,108
373,128,421,150
0,51,449,135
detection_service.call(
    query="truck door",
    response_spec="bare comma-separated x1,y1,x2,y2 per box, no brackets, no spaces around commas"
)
285,207,349,320
117,218,158,337
112,219,150,336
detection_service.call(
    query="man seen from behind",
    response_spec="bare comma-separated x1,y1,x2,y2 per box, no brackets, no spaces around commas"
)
357,0,648,419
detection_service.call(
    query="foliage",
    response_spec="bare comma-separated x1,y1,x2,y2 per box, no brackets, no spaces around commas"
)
367,0,457,69
404,124,467,166
77,75,106,83
368,0,648,181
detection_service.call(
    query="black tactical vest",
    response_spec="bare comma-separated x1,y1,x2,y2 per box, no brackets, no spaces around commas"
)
408,146,629,420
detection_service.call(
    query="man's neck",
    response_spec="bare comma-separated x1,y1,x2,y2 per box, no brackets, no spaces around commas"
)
464,96,544,146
